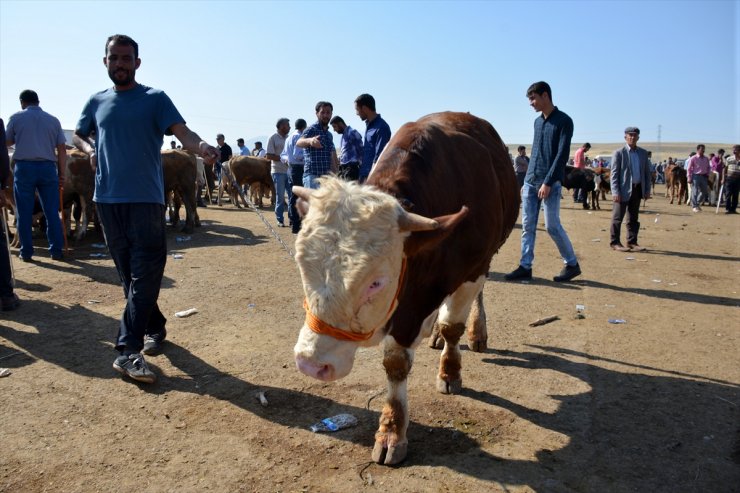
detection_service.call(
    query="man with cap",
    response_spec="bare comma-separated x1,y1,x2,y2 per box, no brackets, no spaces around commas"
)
609,127,652,251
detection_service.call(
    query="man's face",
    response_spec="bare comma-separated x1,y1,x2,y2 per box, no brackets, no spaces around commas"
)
317,105,332,126
355,103,369,121
331,122,344,134
279,122,290,136
528,92,546,112
216,136,224,147
697,146,705,156
105,42,140,88
624,133,639,148
518,148,526,156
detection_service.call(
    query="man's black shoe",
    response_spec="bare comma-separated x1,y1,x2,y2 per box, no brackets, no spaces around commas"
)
504,265,532,281
142,329,167,355
553,263,582,282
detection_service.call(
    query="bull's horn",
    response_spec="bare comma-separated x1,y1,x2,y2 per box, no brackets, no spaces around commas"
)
398,209,439,232
292,186,312,203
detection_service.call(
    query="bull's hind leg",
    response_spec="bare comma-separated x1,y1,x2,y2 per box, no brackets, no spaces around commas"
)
434,276,486,394
373,338,414,465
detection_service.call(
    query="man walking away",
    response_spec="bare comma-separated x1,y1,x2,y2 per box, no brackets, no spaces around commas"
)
5,90,66,262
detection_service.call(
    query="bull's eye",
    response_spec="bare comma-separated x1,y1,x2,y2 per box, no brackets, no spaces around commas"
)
360,277,390,305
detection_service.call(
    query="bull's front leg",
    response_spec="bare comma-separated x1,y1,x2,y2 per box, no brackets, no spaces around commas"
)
373,338,413,465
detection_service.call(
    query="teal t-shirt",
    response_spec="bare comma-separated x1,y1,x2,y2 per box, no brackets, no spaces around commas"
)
76,84,184,204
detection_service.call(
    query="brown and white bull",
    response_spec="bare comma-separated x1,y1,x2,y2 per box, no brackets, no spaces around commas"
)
292,112,518,465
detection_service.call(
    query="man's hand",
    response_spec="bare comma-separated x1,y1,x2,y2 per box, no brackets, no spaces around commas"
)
613,194,621,203
537,184,551,200
309,136,323,149
643,193,651,200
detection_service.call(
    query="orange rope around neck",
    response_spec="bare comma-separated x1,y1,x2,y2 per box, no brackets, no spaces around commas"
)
303,257,407,342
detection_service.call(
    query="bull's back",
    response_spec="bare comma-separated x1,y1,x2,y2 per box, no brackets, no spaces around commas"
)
369,112,518,345
229,156,271,184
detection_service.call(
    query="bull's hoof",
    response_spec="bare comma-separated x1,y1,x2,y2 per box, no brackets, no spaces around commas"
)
428,324,445,350
372,439,407,465
436,376,462,394
467,338,487,353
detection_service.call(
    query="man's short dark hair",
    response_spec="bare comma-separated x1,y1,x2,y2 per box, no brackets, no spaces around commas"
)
216,133,225,140
237,138,244,145
106,34,139,58
526,81,552,100
329,116,345,126
295,119,307,131
718,148,725,155
584,143,591,149
255,141,262,147
354,93,376,111
315,101,333,113
517,145,526,152
276,118,290,129
697,144,705,150
19,89,39,104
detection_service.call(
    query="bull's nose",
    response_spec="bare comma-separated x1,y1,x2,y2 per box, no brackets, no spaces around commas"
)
295,354,335,381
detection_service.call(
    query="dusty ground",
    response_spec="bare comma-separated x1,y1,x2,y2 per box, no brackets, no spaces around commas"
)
1,183,738,493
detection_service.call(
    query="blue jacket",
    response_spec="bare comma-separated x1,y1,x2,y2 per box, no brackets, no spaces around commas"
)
610,145,652,201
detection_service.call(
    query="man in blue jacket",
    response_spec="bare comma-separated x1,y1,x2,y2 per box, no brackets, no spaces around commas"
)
505,81,581,282
609,127,652,252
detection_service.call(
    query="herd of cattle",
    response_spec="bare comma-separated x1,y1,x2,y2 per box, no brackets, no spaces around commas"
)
2,149,277,244
1,147,703,249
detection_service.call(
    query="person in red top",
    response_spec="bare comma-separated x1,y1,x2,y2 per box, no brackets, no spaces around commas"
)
572,142,591,206
687,144,711,212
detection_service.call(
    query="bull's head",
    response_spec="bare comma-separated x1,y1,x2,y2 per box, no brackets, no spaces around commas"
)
291,177,442,381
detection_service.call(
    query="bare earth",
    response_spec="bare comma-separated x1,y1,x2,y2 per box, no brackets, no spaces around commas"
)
1,183,738,493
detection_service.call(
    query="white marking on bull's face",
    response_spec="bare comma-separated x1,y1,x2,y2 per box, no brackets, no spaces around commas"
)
293,177,409,381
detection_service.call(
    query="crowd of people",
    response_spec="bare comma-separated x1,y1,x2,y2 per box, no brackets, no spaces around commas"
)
1,34,737,385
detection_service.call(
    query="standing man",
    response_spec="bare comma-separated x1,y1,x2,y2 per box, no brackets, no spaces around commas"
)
329,116,363,181
296,101,338,189
723,145,740,214
265,118,290,227
251,141,266,158
609,127,652,252
236,138,250,156
505,81,581,282
74,34,219,384
355,93,391,182
215,133,232,183
573,142,591,208
5,90,66,262
514,145,529,189
0,118,20,311
710,149,725,206
687,144,711,212
282,118,306,233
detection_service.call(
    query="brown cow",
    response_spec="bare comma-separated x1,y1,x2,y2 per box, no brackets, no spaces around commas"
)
665,164,687,204
162,149,199,233
61,149,95,241
224,155,275,208
292,112,518,465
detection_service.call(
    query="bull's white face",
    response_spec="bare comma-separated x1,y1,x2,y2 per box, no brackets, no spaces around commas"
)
293,178,408,381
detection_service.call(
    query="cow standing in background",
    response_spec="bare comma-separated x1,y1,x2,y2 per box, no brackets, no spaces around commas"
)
292,112,518,465
162,149,199,234
61,149,96,241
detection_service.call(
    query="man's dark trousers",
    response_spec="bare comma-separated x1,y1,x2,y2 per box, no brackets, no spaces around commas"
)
96,203,167,353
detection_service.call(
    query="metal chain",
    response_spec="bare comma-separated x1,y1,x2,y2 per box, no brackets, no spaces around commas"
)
233,184,295,260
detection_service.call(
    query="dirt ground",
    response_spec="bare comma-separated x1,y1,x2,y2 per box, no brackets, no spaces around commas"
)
1,182,738,493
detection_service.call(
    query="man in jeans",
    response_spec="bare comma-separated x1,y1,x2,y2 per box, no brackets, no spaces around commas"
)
4,89,66,262
265,118,290,226
505,81,581,283
687,144,711,212
74,34,219,384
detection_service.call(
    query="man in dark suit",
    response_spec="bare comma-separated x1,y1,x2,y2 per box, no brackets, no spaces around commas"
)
609,127,652,252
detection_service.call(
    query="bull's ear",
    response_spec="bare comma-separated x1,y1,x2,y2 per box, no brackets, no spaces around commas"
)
292,186,311,217
402,206,469,257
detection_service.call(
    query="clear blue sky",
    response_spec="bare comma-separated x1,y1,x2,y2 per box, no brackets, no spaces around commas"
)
1,0,738,150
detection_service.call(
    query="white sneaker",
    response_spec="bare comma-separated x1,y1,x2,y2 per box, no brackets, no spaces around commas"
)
692,207,700,213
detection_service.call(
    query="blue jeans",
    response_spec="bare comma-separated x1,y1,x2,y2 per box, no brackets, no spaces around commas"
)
272,172,288,223
96,203,167,353
13,161,64,259
690,174,710,208
288,165,304,232
520,181,577,269
303,173,321,190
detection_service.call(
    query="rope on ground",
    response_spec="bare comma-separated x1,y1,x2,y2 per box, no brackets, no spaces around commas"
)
232,185,295,260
